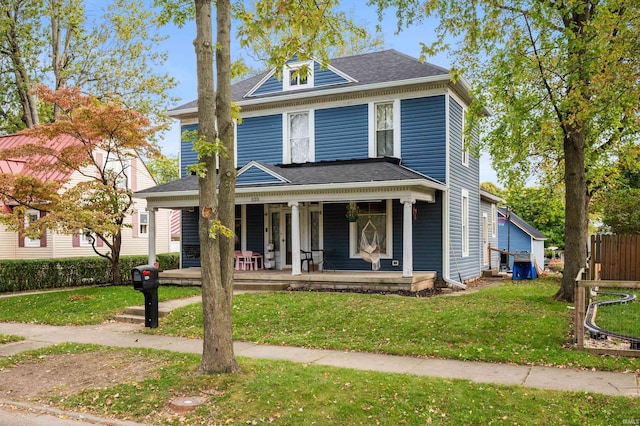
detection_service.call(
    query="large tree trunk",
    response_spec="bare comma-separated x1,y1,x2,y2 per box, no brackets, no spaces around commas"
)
215,0,238,366
556,128,587,302
111,231,122,285
195,0,238,374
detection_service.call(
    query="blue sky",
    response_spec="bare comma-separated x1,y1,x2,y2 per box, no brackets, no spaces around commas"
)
157,1,498,183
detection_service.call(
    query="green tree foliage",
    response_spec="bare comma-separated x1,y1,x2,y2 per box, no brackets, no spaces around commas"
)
597,155,640,234
146,154,179,185
0,0,176,132
0,85,161,284
370,0,640,302
506,186,565,249
480,182,504,198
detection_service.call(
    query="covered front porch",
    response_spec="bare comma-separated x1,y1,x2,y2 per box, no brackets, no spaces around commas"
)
159,268,438,292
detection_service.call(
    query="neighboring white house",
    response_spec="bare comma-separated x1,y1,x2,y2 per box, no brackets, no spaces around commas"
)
0,133,172,260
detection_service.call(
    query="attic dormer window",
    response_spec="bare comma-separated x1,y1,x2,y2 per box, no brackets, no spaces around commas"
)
283,61,313,91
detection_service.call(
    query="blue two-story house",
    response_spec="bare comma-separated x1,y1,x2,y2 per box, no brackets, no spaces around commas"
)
138,49,489,288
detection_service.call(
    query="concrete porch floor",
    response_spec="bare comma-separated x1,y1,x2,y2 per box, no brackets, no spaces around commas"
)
159,268,437,292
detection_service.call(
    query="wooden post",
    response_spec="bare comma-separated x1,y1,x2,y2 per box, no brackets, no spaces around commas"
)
575,269,585,349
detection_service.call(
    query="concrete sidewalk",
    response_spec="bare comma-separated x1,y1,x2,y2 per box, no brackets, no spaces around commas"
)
0,321,638,398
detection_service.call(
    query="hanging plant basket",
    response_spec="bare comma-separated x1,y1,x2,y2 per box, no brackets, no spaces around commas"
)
346,204,360,222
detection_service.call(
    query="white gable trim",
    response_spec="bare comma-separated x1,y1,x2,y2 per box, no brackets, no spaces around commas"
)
244,68,278,98
237,161,290,184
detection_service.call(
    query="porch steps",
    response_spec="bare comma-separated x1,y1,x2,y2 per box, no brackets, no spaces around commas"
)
114,306,172,324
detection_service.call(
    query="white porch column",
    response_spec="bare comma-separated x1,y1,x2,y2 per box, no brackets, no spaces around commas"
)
147,207,157,267
289,201,301,275
402,199,415,277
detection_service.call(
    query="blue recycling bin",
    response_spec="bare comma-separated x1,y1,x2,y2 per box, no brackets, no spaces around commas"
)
512,252,537,280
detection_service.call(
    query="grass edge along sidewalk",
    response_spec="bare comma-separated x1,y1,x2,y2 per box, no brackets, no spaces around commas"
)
0,343,638,425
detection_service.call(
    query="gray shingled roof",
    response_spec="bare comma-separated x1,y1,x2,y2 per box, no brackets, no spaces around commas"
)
136,157,443,195
169,49,450,112
498,207,547,240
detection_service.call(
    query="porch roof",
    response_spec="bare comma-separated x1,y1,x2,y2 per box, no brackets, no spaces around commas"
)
136,157,447,209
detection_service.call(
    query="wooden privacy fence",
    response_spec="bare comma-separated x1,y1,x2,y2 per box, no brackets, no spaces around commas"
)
590,234,640,281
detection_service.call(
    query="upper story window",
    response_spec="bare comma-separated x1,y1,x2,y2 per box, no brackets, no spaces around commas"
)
461,108,469,167
369,100,400,158
106,157,131,189
24,209,41,247
283,61,313,91
283,110,314,164
461,189,469,257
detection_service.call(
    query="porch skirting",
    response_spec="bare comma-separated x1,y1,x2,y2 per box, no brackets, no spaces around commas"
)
159,268,437,293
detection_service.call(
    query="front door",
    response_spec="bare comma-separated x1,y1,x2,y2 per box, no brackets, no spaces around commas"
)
268,207,292,269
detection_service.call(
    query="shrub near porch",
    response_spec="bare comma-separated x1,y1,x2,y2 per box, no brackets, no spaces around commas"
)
156,277,639,372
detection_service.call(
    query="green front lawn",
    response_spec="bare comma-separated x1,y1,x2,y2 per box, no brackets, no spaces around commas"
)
4,344,638,425
0,286,201,325
156,277,639,371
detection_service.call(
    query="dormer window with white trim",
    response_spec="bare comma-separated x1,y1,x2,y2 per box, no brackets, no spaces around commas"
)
283,61,313,91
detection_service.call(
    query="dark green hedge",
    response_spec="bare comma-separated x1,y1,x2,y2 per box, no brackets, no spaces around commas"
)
0,253,179,293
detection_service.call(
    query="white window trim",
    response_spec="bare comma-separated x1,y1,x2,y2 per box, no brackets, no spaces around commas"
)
138,210,149,237
368,99,401,158
461,189,469,257
283,60,314,91
461,108,469,167
349,200,393,259
80,231,95,247
282,110,315,164
24,209,40,247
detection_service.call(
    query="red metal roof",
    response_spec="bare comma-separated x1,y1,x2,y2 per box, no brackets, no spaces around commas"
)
0,133,81,182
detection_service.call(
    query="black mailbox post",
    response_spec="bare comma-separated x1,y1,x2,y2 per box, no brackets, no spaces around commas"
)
131,265,160,328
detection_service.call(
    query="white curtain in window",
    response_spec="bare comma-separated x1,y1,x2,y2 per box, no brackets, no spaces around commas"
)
376,103,393,156
289,112,309,163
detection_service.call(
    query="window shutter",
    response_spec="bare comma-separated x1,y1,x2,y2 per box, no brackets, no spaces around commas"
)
18,233,24,248
97,236,104,247
72,233,80,247
132,209,139,238
39,211,47,247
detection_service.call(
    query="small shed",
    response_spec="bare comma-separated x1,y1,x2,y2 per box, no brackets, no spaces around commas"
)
497,207,547,270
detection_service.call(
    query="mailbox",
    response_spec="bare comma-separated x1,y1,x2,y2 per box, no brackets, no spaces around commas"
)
132,265,159,291
131,265,160,328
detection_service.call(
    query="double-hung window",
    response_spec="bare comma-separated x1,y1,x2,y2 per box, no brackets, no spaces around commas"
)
461,108,469,167
369,100,400,158
461,189,469,257
284,111,314,164
24,210,41,247
139,211,149,236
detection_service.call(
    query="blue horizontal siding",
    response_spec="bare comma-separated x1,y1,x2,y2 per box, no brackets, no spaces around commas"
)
246,205,264,253
252,73,283,95
314,62,348,86
400,96,447,182
315,105,368,161
180,123,199,177
413,197,443,275
181,209,200,268
236,115,282,166
448,97,480,281
237,166,282,185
